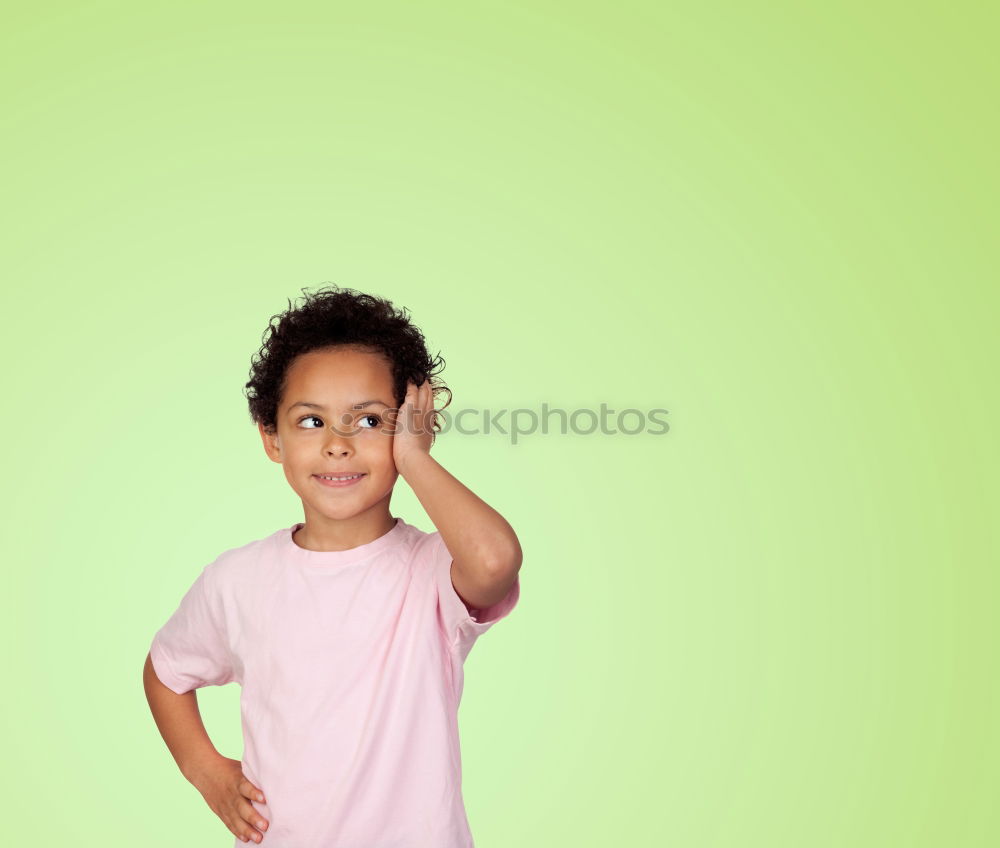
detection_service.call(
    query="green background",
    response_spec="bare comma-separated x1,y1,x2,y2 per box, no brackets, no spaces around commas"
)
2,2,996,846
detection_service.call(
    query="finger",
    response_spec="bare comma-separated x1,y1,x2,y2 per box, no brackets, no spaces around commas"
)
240,797,269,837
239,778,266,804
223,811,257,843
232,811,264,844
420,382,433,432
405,387,418,430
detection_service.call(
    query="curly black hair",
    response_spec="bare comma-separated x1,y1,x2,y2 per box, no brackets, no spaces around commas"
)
244,285,452,437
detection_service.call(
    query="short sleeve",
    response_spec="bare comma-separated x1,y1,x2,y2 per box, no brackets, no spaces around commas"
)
149,562,236,694
428,532,520,662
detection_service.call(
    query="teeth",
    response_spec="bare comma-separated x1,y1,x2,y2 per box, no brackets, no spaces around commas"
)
319,474,362,481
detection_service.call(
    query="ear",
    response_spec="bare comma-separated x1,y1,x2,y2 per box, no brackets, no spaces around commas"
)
258,421,282,463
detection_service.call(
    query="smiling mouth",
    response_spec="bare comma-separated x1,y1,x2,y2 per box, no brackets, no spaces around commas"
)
313,473,367,488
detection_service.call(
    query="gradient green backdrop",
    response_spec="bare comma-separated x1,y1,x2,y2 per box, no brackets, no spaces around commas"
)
2,2,996,846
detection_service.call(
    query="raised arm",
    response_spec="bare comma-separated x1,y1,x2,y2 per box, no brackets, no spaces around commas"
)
392,380,522,612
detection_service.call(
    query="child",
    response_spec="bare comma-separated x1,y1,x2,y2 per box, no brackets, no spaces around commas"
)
143,286,522,847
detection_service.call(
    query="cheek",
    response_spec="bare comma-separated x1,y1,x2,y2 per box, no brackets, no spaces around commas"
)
364,434,396,463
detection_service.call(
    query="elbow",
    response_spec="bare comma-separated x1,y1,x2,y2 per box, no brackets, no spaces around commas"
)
488,537,522,576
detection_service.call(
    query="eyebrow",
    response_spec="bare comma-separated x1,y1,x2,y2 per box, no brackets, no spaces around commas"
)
287,400,391,414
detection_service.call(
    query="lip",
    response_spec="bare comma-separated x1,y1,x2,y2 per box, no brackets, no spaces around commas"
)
313,472,366,488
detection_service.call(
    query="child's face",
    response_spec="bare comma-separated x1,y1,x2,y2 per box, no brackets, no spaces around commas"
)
259,345,401,525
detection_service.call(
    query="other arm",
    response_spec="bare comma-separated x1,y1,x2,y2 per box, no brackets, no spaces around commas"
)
143,652,270,843
142,651,226,784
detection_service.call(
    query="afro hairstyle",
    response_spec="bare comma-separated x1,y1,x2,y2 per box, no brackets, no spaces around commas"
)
244,284,452,437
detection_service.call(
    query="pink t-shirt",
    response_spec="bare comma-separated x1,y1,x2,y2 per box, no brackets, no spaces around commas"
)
149,516,520,848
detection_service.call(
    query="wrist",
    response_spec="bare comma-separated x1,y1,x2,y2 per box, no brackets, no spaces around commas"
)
182,749,226,787
396,449,433,479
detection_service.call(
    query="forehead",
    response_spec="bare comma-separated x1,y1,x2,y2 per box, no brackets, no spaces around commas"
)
283,347,394,400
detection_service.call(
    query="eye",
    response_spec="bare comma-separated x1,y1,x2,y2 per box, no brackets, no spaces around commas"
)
298,415,323,428
357,414,381,429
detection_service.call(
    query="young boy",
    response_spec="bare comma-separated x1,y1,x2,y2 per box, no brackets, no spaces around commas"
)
143,286,522,847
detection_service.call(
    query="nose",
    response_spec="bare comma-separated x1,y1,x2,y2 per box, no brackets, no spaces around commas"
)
323,415,357,456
